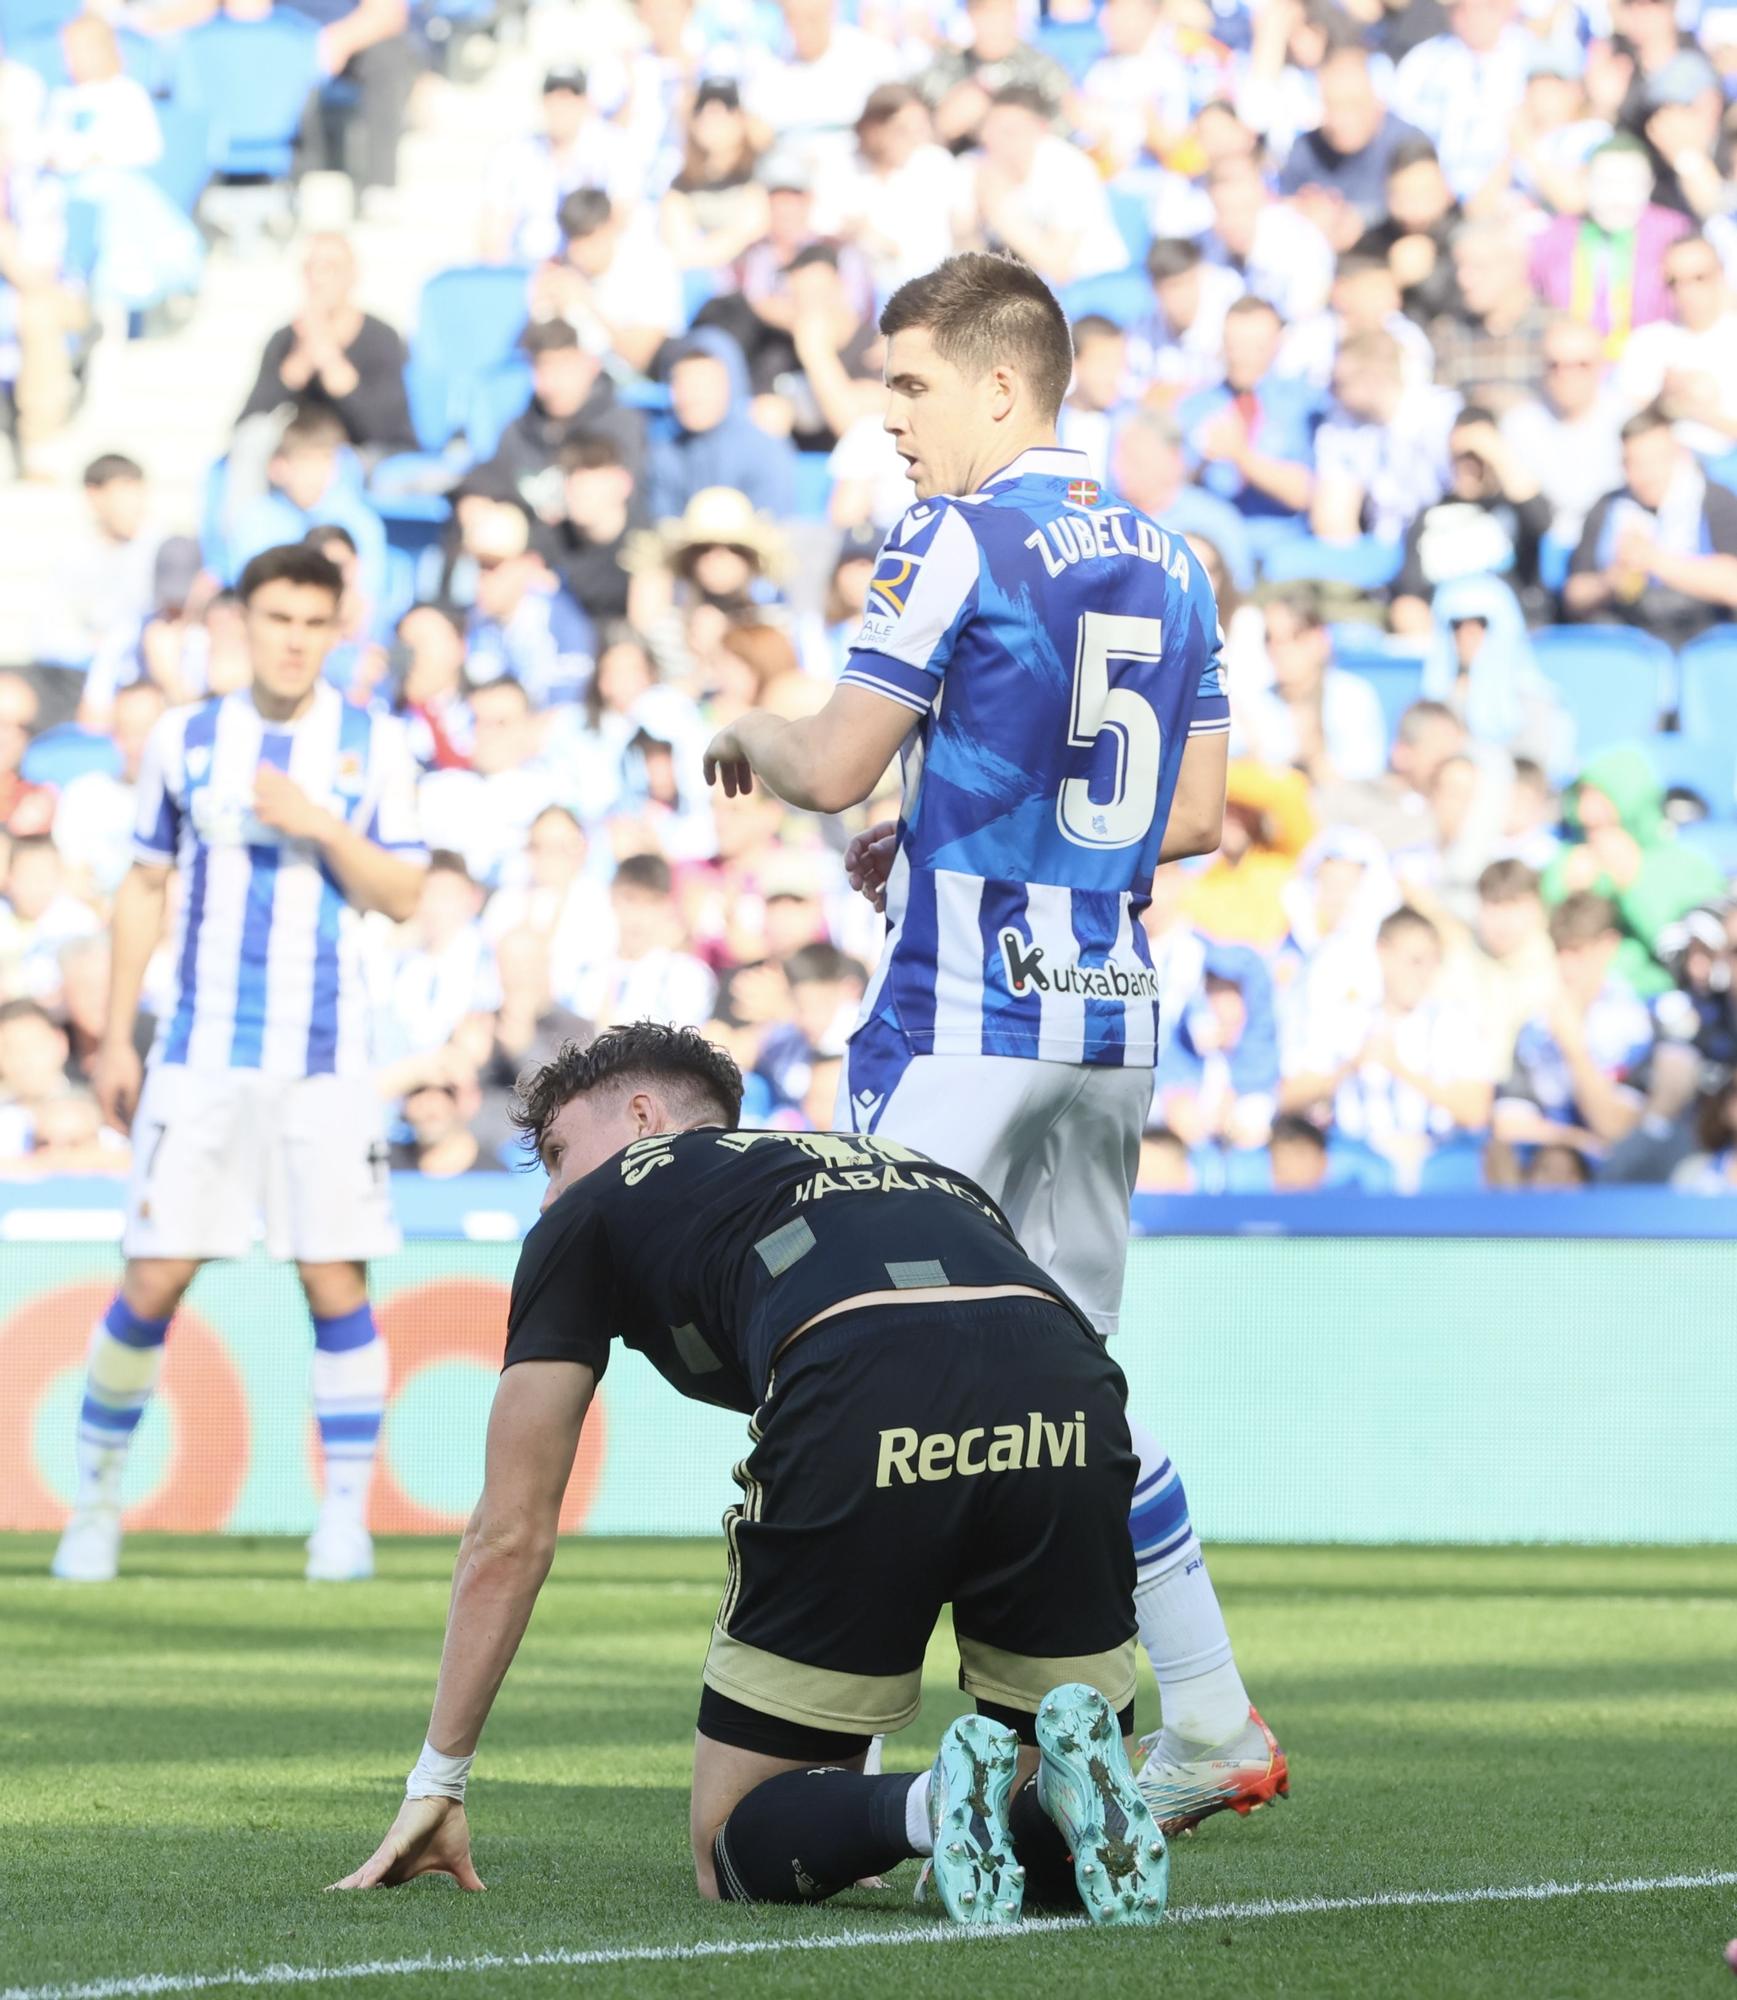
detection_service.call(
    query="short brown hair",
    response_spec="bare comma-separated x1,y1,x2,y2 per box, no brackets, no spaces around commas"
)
236,544,344,603
880,253,1073,421
1549,891,1621,950
1477,858,1540,905
511,1024,744,1160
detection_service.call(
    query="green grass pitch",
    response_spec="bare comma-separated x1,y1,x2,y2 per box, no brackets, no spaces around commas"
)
3,1536,1735,2000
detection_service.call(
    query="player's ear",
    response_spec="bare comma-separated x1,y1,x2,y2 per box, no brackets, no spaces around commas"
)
626,1089,658,1136
988,363,1018,421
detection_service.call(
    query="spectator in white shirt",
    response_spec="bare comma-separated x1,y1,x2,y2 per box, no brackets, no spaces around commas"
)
1615,232,1737,461
34,453,162,672
380,853,502,1064
0,837,101,1006
1311,327,1458,545
1235,589,1389,786
1123,237,1246,404
743,0,900,171
530,189,684,378
958,85,1131,288
1076,0,1195,178
417,679,563,887
482,802,615,1015
53,680,166,898
480,68,641,267
1058,313,1131,481
814,84,961,305
1281,902,1496,1184
575,851,717,1028
1197,153,1334,326
1500,316,1626,548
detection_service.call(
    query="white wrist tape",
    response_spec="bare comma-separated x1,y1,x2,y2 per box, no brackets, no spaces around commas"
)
406,1738,474,1802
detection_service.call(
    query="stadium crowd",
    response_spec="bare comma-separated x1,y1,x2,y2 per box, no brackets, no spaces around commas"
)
2,0,1736,1198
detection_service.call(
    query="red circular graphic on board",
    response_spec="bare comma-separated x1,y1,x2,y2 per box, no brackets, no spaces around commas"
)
0,1277,247,1531
367,1278,605,1535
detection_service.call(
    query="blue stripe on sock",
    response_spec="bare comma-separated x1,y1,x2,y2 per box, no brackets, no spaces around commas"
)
1132,1458,1173,1502
318,1412,383,1446
312,1305,377,1354
1134,1523,1197,1572
1130,1473,1191,1551
80,1397,146,1437
104,1296,170,1350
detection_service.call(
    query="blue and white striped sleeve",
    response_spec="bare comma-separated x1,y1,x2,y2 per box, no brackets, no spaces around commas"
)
131,713,182,865
363,716,430,859
837,501,980,717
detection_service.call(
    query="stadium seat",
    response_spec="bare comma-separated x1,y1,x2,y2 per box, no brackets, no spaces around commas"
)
181,14,323,179
1034,16,1105,78
1416,1135,1488,1194
1538,531,1575,596
4,26,67,85
1220,1145,1274,1194
1058,267,1150,328
464,360,533,462
1679,818,1737,878
199,456,230,575
1528,625,1669,754
0,0,77,40
792,451,833,521
21,725,123,787
1636,731,1737,819
1677,630,1737,748
1261,535,1403,590
1324,1136,1395,1192
1107,187,1153,269
146,100,215,216
405,264,533,451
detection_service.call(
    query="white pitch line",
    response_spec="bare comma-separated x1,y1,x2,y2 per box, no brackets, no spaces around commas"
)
5,1869,1734,2000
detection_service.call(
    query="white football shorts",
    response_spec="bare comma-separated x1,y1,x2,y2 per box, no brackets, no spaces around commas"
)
122,1063,401,1265
837,1047,1150,1337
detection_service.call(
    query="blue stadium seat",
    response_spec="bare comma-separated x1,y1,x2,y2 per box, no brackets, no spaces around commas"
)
21,725,123,787
1034,16,1105,78
1677,630,1737,748
1679,819,1737,878
199,456,230,575
146,99,214,215
1538,531,1575,596
1528,625,1669,755
792,451,833,521
1058,267,1150,328
1262,535,1403,590
1334,651,1425,745
117,26,181,97
1324,1136,1395,1192
0,0,77,39
1220,1145,1274,1193
464,360,532,461
5,26,66,85
1636,731,1736,819
680,267,719,328
405,264,533,450
1107,187,1153,269
181,14,322,178
1416,1135,1488,1193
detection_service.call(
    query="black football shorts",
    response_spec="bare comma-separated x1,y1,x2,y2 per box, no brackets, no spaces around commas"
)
698,1294,1138,1758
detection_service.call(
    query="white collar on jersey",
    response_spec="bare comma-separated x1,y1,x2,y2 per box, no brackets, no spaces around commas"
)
979,446,1093,490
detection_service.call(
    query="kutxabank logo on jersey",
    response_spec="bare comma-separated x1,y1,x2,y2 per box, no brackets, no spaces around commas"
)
997,928,1161,1002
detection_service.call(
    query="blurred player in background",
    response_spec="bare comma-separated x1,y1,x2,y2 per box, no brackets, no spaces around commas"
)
705,251,1286,1833
51,545,427,1586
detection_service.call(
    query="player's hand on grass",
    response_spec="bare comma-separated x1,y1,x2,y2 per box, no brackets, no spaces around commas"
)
845,820,898,912
94,1039,143,1135
703,725,755,798
328,1796,484,1892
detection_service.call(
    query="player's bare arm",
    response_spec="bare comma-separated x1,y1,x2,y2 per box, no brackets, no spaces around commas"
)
332,1358,595,1890
251,766,425,921
1157,732,1229,863
94,860,172,1134
703,684,914,815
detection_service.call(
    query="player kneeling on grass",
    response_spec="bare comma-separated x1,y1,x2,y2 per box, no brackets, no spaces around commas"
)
333,1023,1168,1926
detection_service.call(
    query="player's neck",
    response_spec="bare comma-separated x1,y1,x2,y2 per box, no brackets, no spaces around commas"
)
966,426,1062,493
249,683,321,726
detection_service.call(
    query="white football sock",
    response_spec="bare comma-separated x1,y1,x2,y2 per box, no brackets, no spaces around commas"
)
312,1333,388,1526
904,1771,932,1856
74,1299,169,1509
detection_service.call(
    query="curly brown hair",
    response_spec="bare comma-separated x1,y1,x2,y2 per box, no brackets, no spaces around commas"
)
510,1023,744,1161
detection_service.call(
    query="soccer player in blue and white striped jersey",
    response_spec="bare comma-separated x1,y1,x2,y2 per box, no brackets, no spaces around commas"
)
705,253,1285,1835
51,545,428,1586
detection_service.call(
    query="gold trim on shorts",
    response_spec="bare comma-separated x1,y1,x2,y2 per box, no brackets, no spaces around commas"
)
957,1635,1139,1716
702,1626,924,1735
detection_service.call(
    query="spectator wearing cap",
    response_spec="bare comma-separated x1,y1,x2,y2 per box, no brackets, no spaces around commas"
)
1233,589,1388,786
1197,153,1334,327
553,433,641,625
644,331,798,520
917,0,1071,150
956,85,1130,289
1528,135,1689,353
482,67,640,267
1176,296,1320,546
1391,0,1535,203
814,84,960,303
660,79,770,274
238,233,415,455
742,0,901,170
482,321,646,505
1500,316,1626,548
1311,327,1458,547
1124,238,1245,406
530,189,684,380
1430,221,1552,410
1110,409,1254,591
1279,43,1427,248
1565,403,1737,651
624,486,793,658
463,499,595,708
1389,407,1554,631
1616,233,1737,468
228,407,388,607
34,454,162,675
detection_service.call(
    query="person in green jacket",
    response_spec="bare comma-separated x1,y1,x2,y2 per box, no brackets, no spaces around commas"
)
1541,746,1727,995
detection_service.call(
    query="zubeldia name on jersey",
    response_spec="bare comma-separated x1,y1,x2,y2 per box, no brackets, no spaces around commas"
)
1023,507,1195,584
